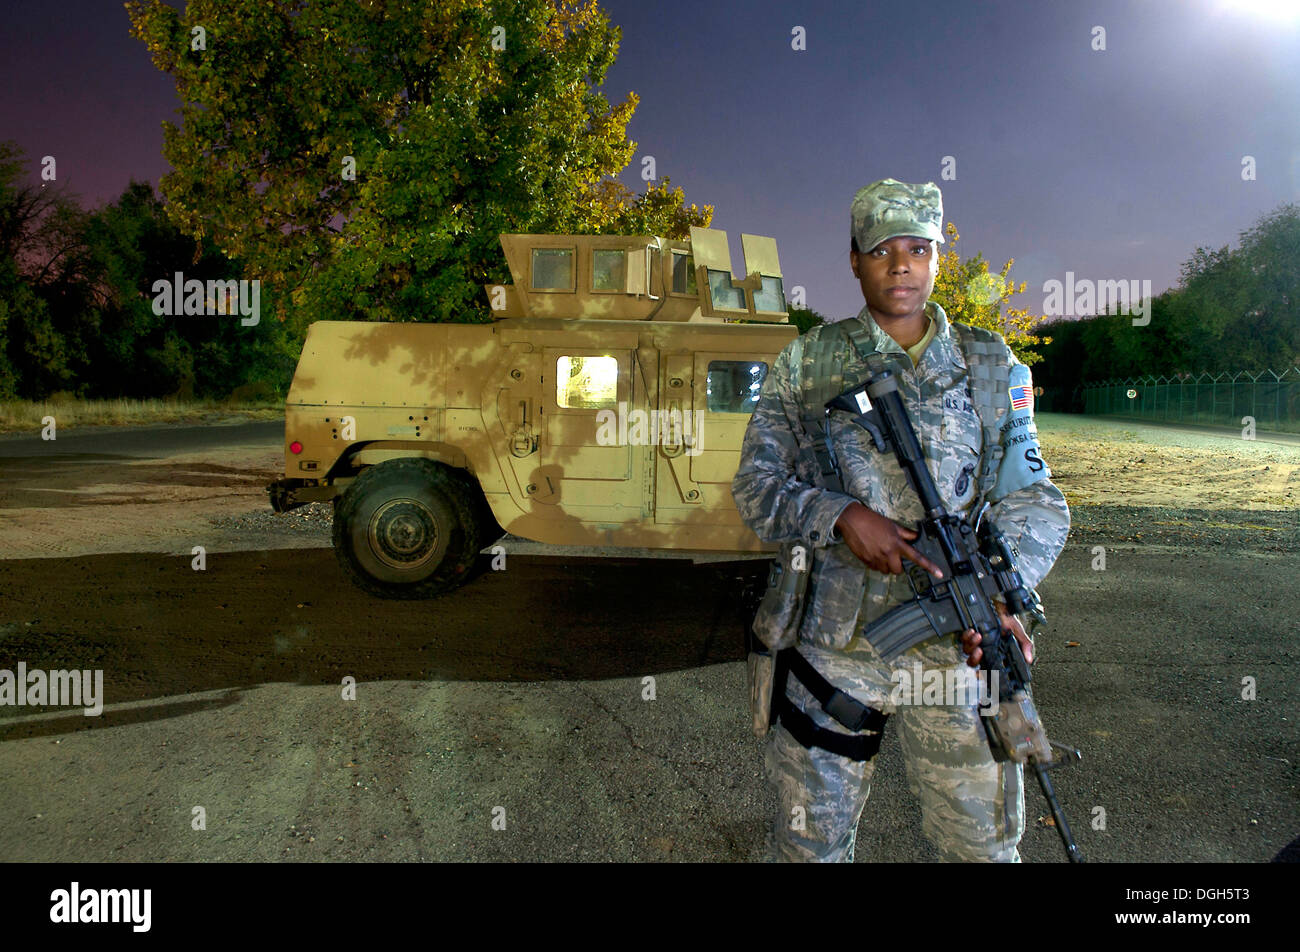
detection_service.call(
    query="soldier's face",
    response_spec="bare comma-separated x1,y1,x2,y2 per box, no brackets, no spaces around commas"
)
850,235,937,322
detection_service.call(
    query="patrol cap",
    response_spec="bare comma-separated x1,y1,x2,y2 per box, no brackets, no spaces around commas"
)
850,178,945,253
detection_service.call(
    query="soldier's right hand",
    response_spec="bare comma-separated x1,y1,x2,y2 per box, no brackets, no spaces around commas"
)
834,502,944,578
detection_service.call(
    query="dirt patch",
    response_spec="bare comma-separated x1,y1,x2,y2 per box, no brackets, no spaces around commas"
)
1038,415,1300,510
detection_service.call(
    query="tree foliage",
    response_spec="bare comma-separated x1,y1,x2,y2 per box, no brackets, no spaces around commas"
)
786,305,826,335
931,222,1051,366
0,141,84,397
126,0,711,324
0,141,303,400
1036,202,1300,401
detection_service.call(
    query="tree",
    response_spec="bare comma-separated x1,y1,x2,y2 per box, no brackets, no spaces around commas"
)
81,180,307,398
0,137,306,401
126,0,711,324
786,305,826,335
1173,204,1300,371
0,140,87,397
930,222,1051,366
1033,202,1299,397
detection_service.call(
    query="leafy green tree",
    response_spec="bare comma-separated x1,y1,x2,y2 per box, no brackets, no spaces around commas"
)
1037,202,1300,395
0,141,85,397
0,264,57,398
786,305,826,335
1172,204,1299,371
0,141,303,400
127,0,711,324
82,180,307,398
931,223,1051,366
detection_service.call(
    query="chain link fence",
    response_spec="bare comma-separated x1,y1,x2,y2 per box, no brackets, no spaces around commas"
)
1039,369,1300,433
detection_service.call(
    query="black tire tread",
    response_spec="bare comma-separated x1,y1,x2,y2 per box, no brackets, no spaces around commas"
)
332,458,480,599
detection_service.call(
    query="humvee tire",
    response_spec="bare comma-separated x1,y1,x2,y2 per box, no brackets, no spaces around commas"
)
446,467,505,550
332,458,481,599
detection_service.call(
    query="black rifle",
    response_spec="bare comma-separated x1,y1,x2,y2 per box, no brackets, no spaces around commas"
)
824,363,1084,863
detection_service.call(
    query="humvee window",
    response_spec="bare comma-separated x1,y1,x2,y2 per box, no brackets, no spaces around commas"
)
706,360,769,413
671,252,696,295
707,269,746,310
531,248,574,291
753,275,786,313
557,355,619,409
592,249,625,292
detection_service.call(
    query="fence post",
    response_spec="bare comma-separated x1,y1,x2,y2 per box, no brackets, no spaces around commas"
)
1276,371,1282,428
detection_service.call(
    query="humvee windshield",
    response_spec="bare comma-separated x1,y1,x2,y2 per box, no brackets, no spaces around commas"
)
707,269,746,310
754,275,786,313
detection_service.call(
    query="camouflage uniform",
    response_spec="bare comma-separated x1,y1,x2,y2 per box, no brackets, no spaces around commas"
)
732,179,1070,862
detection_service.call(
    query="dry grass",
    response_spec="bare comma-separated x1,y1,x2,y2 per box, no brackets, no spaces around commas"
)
0,398,282,434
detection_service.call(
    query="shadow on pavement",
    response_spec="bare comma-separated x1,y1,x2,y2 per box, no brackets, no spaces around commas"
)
0,548,768,739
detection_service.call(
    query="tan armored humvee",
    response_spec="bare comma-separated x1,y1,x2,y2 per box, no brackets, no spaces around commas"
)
267,227,798,598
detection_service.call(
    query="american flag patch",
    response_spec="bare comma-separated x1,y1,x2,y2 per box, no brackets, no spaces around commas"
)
1010,385,1032,411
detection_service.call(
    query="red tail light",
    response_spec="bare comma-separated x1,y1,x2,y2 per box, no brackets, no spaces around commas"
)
289,441,303,454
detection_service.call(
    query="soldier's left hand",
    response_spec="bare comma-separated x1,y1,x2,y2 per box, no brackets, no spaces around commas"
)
960,602,1032,668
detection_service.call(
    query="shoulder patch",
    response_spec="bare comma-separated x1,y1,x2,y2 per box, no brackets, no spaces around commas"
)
990,361,1048,501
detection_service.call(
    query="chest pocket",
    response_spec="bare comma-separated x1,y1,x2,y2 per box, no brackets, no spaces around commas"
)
939,396,983,511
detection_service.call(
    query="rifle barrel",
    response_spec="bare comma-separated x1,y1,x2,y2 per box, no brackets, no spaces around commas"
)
1032,759,1085,863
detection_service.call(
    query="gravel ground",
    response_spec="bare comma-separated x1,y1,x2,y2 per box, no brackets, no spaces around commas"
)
1068,504,1300,553
211,501,336,537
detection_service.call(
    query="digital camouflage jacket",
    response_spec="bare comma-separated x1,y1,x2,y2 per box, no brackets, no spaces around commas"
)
732,300,1070,652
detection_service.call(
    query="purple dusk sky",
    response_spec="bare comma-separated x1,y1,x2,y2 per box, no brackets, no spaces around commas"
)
2,0,1297,321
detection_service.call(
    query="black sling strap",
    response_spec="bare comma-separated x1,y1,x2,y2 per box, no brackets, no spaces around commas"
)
774,647,888,762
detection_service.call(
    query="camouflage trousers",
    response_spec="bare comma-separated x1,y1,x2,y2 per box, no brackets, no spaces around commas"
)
764,633,1025,862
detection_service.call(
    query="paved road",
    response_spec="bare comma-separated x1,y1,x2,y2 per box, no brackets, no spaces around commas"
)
0,420,283,458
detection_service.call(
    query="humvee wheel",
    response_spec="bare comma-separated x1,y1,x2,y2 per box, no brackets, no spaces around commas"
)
332,458,480,598
447,467,505,548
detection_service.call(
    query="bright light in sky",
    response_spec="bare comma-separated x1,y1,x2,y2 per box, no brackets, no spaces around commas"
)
1216,0,1300,22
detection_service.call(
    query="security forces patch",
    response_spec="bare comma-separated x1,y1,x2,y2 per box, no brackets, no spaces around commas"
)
989,363,1050,500
954,462,975,498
